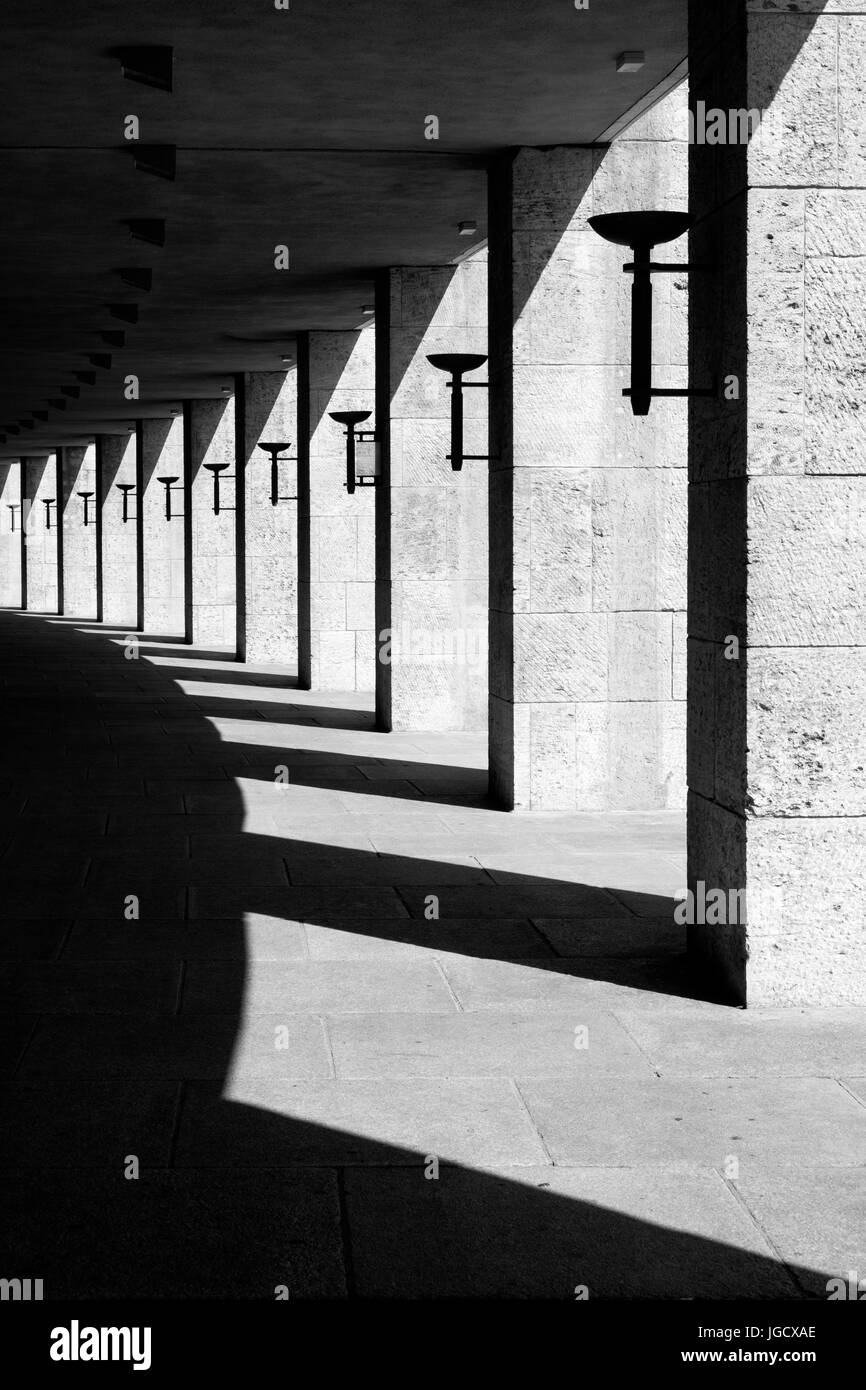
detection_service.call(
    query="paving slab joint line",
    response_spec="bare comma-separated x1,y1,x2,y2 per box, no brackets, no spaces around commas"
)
510,1078,556,1166
527,917,565,957
53,920,76,962
166,1080,187,1171
174,959,187,1016
718,1170,814,1300
608,1010,664,1076
432,958,465,1012
835,1077,866,1114
318,1015,338,1079
11,1014,43,1077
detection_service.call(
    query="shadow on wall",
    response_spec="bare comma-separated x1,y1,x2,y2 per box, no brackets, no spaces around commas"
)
0,612,827,1298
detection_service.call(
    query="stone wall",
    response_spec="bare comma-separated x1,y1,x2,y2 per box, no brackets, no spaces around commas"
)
376,254,489,731
488,88,688,809
0,462,23,607
687,0,866,1004
98,433,138,628
299,331,376,691
187,397,237,648
60,444,98,618
139,418,185,636
23,455,58,613
239,370,298,666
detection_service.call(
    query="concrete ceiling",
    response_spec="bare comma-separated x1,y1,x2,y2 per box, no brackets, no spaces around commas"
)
0,0,686,456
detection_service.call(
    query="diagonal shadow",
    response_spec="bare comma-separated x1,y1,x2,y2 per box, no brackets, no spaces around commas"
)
0,611,828,1300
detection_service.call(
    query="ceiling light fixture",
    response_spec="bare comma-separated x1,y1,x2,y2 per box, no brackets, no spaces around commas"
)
616,51,645,73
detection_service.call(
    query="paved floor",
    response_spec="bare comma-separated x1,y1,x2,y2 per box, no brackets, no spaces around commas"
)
1,609,864,1299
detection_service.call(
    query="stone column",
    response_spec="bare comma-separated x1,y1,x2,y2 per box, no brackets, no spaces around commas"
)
487,91,688,809
375,254,488,732
97,433,138,628
138,417,185,636
59,444,98,618
236,369,298,666
0,461,23,607
184,397,237,649
298,331,376,690
22,454,59,613
687,1,866,1005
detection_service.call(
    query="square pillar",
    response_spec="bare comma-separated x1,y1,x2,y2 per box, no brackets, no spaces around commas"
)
138,418,185,636
236,369,298,666
688,2,866,1004
184,397,237,649
0,461,23,607
97,433,138,628
298,331,376,691
22,454,59,613
487,95,688,809
59,444,98,618
374,255,489,732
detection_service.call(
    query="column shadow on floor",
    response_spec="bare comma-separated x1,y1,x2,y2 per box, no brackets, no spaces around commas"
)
0,611,823,1300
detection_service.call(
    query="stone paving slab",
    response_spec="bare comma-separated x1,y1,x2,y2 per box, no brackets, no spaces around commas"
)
397,884,632,919
63,917,308,960
0,919,71,960
0,1081,181,1165
16,1014,333,1080
731,1167,866,1298
517,1075,866,1170
181,959,458,1015
0,1167,347,1298
534,916,684,957
438,956,713,1012
615,1007,866,1075
303,917,550,960
176,1078,548,1168
189,885,411,919
341,1167,801,1299
326,1010,652,1079
0,960,182,1013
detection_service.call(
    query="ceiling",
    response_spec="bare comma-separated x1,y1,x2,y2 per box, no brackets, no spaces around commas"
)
0,0,686,456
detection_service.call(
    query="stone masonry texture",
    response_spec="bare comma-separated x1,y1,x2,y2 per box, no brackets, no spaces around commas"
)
488,90,688,811
687,0,866,1006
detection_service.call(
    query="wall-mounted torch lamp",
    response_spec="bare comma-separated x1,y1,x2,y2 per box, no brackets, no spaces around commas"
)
7,504,20,533
157,475,183,520
587,211,715,415
426,353,490,470
258,441,298,506
43,499,57,530
115,483,136,524
78,491,95,526
203,462,235,516
328,411,381,495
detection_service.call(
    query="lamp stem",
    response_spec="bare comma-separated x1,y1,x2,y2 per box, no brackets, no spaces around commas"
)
631,243,653,416
451,375,464,471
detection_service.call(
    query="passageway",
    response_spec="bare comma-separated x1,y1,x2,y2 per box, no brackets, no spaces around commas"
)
1,610,861,1298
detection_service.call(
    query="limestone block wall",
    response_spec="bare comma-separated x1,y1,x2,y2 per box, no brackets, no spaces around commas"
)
488,88,688,809
377,253,488,732
23,455,58,613
239,370,298,666
98,433,138,628
0,462,23,607
60,444,98,618
139,418,185,636
186,397,237,648
299,331,376,691
688,1,866,1004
